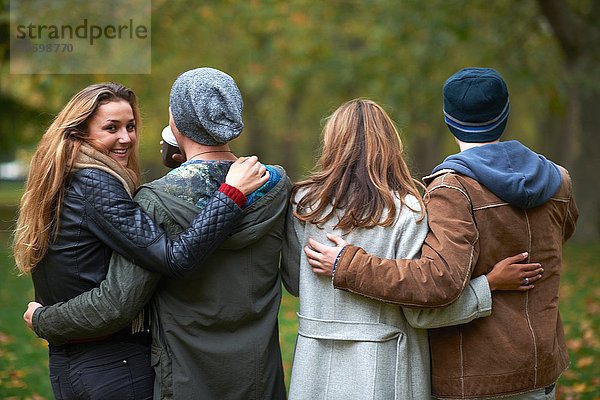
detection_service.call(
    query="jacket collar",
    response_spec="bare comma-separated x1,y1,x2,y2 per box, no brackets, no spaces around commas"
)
423,168,455,186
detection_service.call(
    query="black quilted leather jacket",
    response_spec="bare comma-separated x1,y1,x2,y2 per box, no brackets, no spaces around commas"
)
32,168,243,306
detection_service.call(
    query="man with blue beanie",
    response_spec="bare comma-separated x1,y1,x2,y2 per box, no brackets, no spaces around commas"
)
306,68,578,399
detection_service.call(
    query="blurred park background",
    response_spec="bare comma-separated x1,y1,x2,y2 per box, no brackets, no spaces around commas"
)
0,0,598,398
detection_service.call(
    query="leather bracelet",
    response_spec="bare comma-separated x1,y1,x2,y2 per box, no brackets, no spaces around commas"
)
332,245,348,284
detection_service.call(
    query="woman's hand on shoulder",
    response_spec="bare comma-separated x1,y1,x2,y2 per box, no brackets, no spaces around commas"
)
226,156,269,195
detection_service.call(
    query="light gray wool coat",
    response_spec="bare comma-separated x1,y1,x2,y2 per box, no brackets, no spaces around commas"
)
281,191,492,400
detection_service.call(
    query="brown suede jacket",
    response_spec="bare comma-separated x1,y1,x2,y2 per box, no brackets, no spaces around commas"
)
333,166,578,399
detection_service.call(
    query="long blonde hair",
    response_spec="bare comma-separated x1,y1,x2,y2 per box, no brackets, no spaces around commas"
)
13,83,142,274
293,98,425,232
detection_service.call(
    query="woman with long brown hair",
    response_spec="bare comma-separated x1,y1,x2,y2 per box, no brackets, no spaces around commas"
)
13,82,267,399
282,99,431,399
283,99,429,399
281,99,532,399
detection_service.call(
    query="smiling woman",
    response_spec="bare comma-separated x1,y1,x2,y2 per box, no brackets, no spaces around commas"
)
87,100,137,167
13,82,144,275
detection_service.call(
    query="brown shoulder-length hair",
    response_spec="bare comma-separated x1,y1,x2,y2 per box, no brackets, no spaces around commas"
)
13,82,142,274
292,98,425,232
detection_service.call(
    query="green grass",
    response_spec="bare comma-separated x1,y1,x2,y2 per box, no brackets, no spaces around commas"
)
278,290,299,390
556,244,600,399
0,245,52,399
0,181,25,207
1,220,597,398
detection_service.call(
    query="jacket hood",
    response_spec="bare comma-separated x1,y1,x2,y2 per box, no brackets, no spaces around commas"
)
223,165,291,249
430,140,562,209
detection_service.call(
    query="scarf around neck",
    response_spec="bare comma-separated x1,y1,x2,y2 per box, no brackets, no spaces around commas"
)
72,144,138,197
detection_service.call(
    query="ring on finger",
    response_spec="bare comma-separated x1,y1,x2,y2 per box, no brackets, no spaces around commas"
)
523,277,529,286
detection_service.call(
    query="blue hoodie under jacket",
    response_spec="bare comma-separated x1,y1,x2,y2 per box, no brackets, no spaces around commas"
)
431,140,562,209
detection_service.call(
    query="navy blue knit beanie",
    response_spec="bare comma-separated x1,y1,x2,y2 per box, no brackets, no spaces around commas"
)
169,67,243,146
443,67,509,143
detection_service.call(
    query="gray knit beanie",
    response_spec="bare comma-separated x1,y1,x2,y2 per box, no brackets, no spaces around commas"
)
169,67,243,145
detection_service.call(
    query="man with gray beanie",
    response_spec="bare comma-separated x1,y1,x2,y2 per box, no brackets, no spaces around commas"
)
305,67,578,399
26,67,294,399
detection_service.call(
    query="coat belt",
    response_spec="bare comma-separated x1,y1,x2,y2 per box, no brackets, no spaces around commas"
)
297,313,403,342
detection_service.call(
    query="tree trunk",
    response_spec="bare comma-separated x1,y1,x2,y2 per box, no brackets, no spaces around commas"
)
571,85,600,240
537,0,600,241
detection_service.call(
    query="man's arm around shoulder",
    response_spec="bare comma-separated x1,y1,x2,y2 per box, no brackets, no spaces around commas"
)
334,174,480,307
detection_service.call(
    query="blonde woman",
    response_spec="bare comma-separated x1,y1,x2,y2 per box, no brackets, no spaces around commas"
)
13,82,267,399
281,99,540,400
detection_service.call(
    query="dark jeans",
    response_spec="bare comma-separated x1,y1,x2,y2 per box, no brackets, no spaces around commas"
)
49,341,154,400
